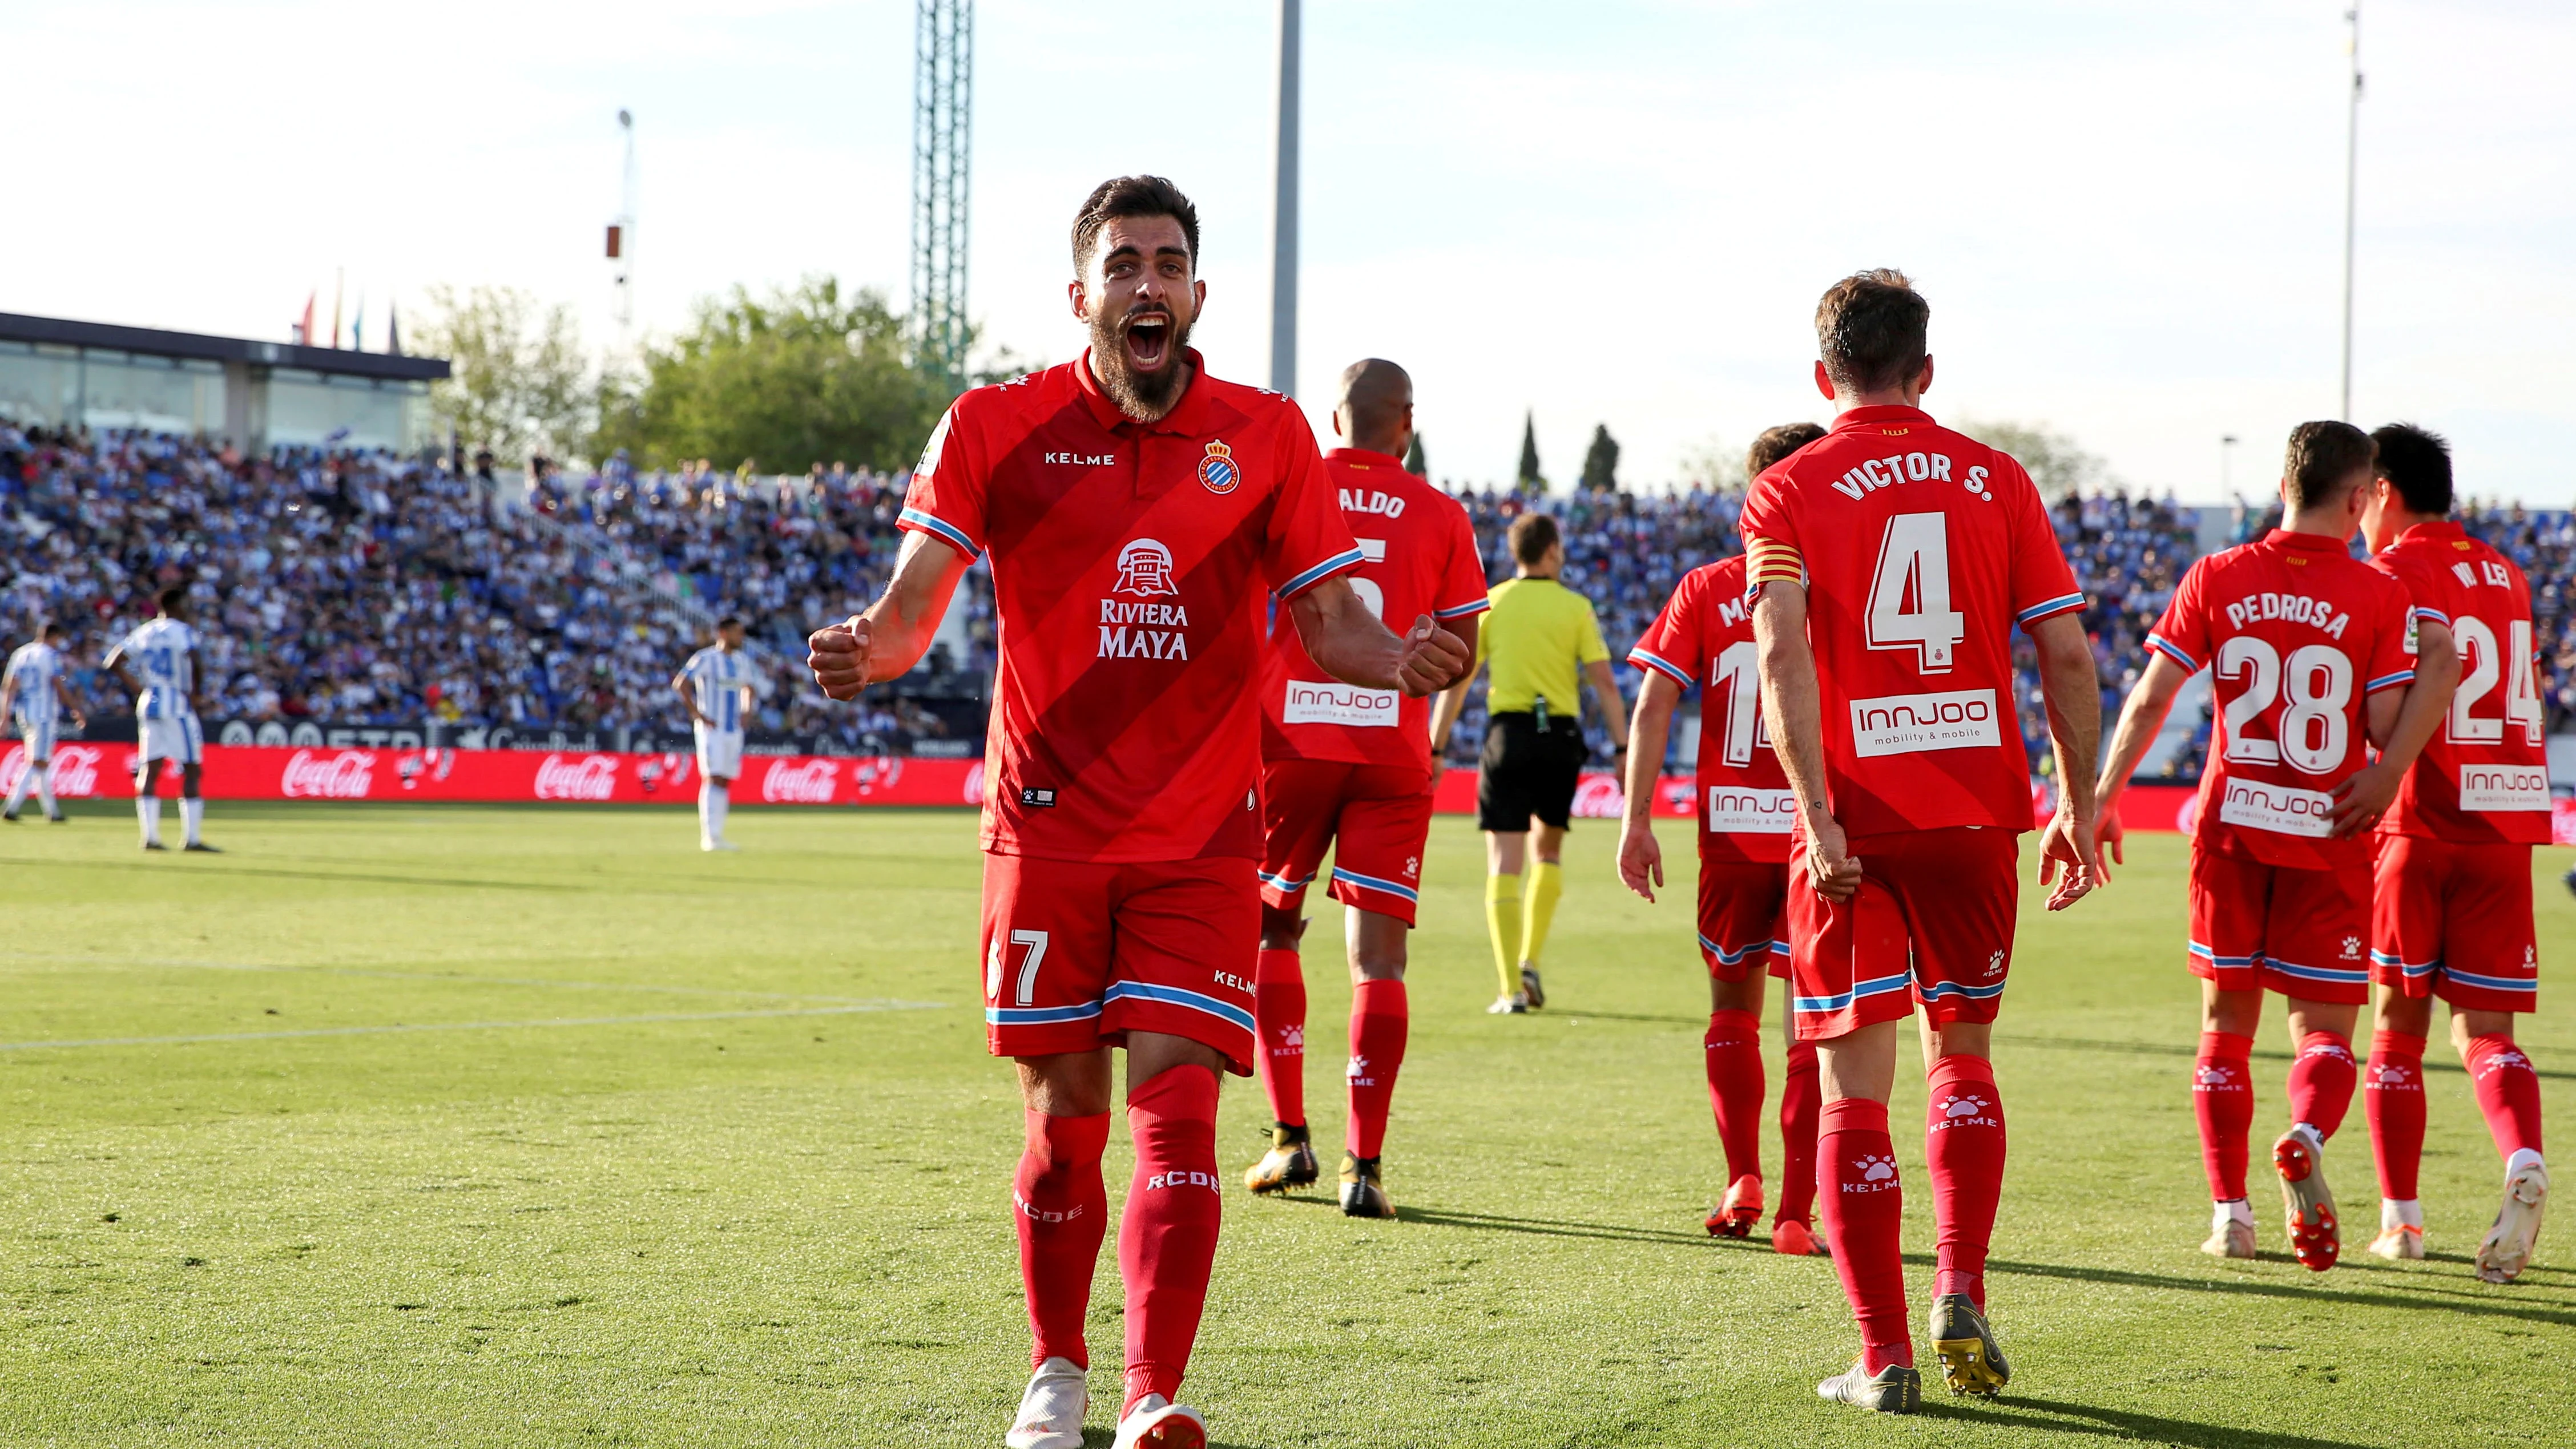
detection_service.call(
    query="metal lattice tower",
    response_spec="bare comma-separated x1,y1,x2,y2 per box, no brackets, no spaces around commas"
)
912,0,973,390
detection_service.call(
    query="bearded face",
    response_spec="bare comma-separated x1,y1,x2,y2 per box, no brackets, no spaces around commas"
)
1074,214,1203,421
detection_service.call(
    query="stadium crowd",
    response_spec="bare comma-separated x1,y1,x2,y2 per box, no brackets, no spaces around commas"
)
0,422,989,749
6,418,2573,774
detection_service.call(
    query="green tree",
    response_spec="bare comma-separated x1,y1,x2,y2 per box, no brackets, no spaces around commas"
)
1674,433,1744,492
1402,430,1426,477
599,277,950,474
414,284,591,465
1956,419,2107,502
1579,423,1620,491
1516,411,1546,493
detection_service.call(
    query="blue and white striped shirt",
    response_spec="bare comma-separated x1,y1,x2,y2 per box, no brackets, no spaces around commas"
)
5,641,62,726
112,619,197,720
679,645,754,732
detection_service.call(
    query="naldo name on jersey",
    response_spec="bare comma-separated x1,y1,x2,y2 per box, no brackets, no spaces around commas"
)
1340,487,1407,518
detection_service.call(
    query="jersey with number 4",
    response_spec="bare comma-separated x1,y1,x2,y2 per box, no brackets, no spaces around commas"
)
1259,448,1490,770
1737,405,2085,838
2371,520,2549,845
2146,528,2415,870
1629,555,1792,862
113,618,198,719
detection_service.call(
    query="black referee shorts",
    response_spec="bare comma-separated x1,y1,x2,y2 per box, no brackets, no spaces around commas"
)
1477,711,1588,833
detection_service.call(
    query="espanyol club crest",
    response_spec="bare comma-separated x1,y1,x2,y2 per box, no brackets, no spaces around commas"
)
1198,438,1240,495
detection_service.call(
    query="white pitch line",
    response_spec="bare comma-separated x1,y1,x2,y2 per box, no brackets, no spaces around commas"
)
0,1002,949,1052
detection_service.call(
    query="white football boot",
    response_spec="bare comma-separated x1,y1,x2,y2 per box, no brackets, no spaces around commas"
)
1112,1394,1207,1448
2477,1156,2549,1285
1005,1357,1089,1449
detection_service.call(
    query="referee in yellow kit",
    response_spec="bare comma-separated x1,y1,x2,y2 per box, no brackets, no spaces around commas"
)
1432,511,1630,1014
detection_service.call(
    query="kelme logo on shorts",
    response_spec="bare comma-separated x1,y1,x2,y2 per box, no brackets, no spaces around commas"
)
1199,438,1240,494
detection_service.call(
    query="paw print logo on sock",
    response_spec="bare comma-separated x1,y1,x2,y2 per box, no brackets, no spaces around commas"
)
1846,1154,1897,1190
2301,1038,2355,1065
1277,1024,1304,1051
1346,1053,1373,1086
2370,1064,2418,1090
1938,1092,1992,1124
2194,1063,2238,1089
2340,935,2363,960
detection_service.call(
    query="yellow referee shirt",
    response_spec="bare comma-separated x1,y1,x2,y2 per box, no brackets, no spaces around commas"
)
1477,576,1610,715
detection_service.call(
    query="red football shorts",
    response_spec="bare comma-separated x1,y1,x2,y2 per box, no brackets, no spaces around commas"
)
2186,844,2371,1004
1786,826,2018,1040
2371,834,2537,1013
1256,758,1434,926
978,852,1260,1075
1696,858,1790,982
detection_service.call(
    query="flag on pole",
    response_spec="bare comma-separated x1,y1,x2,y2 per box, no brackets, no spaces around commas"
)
296,290,315,346
386,301,402,356
352,292,365,352
330,269,344,349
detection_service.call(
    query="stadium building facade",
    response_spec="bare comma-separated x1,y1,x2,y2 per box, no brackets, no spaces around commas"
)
0,312,446,451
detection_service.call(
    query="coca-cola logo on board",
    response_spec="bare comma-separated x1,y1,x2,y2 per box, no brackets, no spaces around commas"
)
0,744,105,798
533,753,621,801
761,758,841,804
281,748,377,800
1571,772,1626,820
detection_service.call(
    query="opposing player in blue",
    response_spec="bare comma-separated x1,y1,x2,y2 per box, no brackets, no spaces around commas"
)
2,620,84,824
106,587,216,853
674,616,758,852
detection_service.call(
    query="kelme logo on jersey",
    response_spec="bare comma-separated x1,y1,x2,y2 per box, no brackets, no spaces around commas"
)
1114,539,1179,598
1198,438,1240,494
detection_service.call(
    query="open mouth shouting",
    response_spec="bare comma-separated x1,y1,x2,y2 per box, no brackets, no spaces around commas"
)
1122,308,1175,373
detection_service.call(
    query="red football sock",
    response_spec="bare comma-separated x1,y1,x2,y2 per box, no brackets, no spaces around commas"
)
2365,1030,2426,1201
2288,1031,2358,1141
1817,1096,1910,1373
1345,978,1409,1160
1120,1064,1223,1413
1251,947,1307,1128
1703,1008,1766,1184
1777,1036,1822,1226
2465,1034,2545,1160
1925,1055,2005,1311
2194,1031,2255,1201
1014,1108,1111,1371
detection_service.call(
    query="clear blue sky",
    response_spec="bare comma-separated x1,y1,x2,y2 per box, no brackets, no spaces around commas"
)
10,1,2570,502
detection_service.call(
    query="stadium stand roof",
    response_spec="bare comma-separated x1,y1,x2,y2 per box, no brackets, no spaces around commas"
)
0,312,448,384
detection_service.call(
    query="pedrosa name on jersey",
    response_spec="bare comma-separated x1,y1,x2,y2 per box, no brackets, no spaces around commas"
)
2222,592,2353,638
1829,451,1996,502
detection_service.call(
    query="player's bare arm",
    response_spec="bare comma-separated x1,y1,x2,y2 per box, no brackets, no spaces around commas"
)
1616,668,1683,901
2028,612,2107,908
1752,579,1860,902
102,639,138,700
54,672,84,730
671,670,707,725
2090,650,2191,867
2329,619,2455,836
806,530,974,700
1287,578,1470,697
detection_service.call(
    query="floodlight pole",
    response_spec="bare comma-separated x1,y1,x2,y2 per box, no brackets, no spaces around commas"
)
2340,3,2363,421
613,108,637,357
1269,0,1300,398
913,0,973,390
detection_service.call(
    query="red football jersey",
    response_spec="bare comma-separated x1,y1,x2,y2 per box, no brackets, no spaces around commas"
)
2371,520,2550,844
900,350,1364,863
1736,406,2085,838
1629,555,1793,862
1259,448,1490,770
2146,528,2416,870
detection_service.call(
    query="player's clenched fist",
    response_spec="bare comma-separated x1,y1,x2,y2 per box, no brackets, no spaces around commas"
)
807,615,874,700
1395,614,1470,697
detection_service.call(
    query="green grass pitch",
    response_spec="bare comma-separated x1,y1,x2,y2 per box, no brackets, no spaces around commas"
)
1,801,2569,1447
